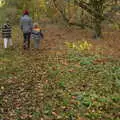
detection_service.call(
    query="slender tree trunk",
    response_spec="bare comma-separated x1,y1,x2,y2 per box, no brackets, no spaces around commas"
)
80,9,85,29
94,19,102,38
91,0,103,39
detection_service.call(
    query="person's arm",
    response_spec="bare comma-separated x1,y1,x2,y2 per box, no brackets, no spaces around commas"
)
20,17,23,30
40,29,44,39
29,18,33,32
1,24,6,37
1,24,5,33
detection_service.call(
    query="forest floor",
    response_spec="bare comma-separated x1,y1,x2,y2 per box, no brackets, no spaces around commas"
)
0,24,120,120
38,24,120,57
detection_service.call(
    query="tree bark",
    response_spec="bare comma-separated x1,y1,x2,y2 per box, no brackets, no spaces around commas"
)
94,19,102,38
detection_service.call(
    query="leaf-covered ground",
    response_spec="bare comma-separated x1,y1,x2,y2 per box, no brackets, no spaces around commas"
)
0,25,120,120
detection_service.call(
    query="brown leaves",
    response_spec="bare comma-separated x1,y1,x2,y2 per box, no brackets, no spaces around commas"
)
20,113,32,119
93,58,109,64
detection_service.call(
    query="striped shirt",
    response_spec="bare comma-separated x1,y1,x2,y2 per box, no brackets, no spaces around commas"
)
1,23,12,38
31,28,43,40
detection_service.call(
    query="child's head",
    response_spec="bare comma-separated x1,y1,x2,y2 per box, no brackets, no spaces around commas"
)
33,23,39,29
5,18,10,24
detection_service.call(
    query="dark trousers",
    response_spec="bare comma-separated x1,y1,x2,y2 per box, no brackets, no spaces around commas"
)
23,32,31,49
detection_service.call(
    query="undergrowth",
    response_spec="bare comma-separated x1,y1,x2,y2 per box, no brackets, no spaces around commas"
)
0,34,120,120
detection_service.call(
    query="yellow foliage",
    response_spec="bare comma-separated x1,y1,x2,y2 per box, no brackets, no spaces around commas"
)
65,41,92,51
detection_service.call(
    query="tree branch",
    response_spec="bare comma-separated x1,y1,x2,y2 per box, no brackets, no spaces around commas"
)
53,0,69,23
74,0,105,20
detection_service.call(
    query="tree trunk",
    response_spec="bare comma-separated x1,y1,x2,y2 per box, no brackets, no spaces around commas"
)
94,19,102,38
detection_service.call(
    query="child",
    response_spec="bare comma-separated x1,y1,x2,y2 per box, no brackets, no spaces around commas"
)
31,23,43,49
1,19,13,49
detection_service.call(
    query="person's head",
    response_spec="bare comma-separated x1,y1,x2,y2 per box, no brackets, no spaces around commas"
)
5,18,10,24
33,23,39,29
23,10,29,15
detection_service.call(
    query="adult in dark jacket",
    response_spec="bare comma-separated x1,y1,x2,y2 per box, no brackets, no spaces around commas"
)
20,10,32,49
1,19,13,48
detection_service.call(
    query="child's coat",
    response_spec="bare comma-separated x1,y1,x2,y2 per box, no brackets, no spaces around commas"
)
31,27,43,48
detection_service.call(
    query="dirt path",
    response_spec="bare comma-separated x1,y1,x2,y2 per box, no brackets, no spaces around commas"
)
1,24,119,57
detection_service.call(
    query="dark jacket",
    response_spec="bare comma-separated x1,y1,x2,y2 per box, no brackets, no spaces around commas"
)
1,23,12,38
20,15,32,33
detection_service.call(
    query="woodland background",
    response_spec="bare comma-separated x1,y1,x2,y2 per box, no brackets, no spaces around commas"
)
0,0,120,120
0,0,120,37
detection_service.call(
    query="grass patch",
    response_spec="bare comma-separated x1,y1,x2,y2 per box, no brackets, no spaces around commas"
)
43,52,120,120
